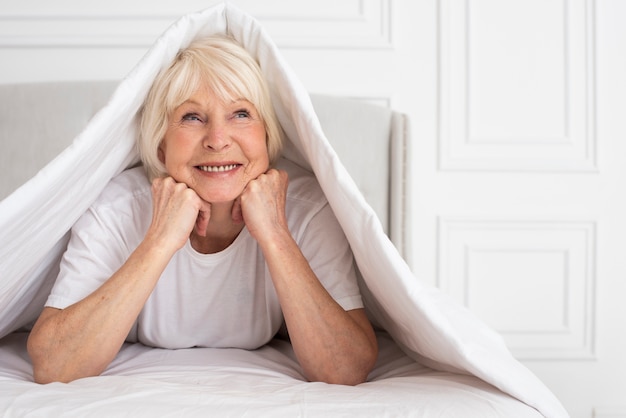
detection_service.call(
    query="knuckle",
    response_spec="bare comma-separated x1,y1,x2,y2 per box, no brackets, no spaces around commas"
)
175,182,189,192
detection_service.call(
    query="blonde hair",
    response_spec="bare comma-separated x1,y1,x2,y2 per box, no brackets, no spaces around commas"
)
138,36,283,180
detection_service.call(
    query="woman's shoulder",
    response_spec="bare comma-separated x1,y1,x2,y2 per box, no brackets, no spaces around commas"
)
70,166,152,250
275,158,326,208
90,166,152,211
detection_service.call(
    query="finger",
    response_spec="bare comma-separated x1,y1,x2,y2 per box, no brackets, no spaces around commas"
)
194,200,211,237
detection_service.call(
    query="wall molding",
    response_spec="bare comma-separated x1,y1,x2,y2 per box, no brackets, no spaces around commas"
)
0,0,392,49
438,217,596,360
438,0,597,172
594,407,626,418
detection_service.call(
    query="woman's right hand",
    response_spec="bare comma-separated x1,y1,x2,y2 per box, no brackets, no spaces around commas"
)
147,177,212,253
27,177,209,383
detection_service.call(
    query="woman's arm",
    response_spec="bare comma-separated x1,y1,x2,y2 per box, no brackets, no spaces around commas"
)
261,232,378,385
240,169,378,385
28,240,173,383
28,177,210,383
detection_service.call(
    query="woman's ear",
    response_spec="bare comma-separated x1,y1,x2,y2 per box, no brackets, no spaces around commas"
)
157,143,165,164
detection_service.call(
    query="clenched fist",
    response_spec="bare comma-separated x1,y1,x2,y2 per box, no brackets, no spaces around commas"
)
237,169,289,244
146,177,212,254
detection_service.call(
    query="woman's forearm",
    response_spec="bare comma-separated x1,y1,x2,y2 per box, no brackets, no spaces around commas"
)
27,239,173,384
259,230,378,385
28,177,206,384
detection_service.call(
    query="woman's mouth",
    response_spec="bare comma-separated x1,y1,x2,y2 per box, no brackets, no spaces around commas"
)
197,164,239,173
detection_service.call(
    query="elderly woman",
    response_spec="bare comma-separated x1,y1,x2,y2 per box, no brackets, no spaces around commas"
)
27,36,378,385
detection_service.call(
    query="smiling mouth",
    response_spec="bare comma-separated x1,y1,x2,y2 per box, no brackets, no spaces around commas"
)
197,164,240,173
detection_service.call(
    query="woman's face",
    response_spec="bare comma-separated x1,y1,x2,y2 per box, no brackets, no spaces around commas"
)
159,86,269,203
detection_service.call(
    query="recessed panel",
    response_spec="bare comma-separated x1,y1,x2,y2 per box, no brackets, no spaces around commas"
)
439,0,596,171
467,249,567,332
0,0,392,48
439,218,595,359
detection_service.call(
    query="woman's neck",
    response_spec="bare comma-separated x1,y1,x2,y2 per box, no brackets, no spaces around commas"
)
189,201,245,254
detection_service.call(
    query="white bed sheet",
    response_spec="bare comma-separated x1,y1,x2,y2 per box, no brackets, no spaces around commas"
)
0,331,542,417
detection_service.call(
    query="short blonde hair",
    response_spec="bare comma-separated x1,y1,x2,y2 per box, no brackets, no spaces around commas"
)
138,35,283,180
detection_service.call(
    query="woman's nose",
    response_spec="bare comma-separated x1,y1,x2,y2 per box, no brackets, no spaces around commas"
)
203,123,231,151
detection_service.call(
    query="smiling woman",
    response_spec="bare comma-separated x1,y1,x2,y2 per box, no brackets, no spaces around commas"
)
26,35,378,386
159,93,269,206
139,36,283,182
0,3,574,415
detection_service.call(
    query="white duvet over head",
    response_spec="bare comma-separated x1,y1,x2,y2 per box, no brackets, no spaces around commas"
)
0,3,568,417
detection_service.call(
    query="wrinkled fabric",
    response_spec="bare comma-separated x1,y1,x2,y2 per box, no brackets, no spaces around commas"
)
0,3,567,417
0,332,545,418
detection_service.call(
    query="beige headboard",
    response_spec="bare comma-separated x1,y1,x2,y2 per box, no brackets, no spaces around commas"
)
0,81,410,259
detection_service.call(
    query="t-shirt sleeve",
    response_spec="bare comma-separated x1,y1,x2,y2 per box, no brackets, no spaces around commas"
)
45,205,133,310
297,203,364,311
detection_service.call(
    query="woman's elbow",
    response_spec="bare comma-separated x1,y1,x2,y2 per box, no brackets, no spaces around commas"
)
350,342,379,385
27,330,91,384
27,335,55,384
29,353,94,384
31,367,63,385
308,366,372,386
327,368,373,386
309,344,378,386
27,333,59,384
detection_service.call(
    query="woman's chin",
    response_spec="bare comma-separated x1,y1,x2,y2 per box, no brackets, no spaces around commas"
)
186,173,252,204
195,188,242,205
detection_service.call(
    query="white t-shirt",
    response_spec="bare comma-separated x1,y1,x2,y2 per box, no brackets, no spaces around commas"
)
46,159,363,350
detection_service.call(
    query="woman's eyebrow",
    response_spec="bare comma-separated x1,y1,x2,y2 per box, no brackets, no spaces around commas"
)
178,99,202,107
178,98,250,107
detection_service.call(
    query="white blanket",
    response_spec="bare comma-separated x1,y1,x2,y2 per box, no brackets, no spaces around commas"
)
0,3,567,417
0,331,545,417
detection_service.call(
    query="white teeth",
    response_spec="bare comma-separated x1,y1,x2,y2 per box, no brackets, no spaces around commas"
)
198,164,238,172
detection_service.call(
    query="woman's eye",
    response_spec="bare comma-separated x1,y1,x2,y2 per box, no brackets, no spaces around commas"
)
182,113,202,122
234,109,250,118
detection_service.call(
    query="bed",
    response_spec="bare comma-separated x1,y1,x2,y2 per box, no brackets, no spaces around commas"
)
0,81,548,418
1,331,547,417
0,3,569,417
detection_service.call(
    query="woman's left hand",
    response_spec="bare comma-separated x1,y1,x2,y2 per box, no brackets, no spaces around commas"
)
235,168,378,385
235,168,290,243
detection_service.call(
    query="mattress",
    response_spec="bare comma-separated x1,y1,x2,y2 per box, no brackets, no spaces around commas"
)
0,331,543,417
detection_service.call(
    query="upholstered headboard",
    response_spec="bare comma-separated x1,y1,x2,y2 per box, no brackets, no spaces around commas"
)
0,81,410,259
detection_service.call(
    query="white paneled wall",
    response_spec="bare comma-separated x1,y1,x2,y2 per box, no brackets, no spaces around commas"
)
1,1,625,417
439,0,596,172
0,0,392,49
439,218,595,360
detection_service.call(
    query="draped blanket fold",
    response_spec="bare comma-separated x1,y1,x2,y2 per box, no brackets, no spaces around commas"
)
0,3,567,417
